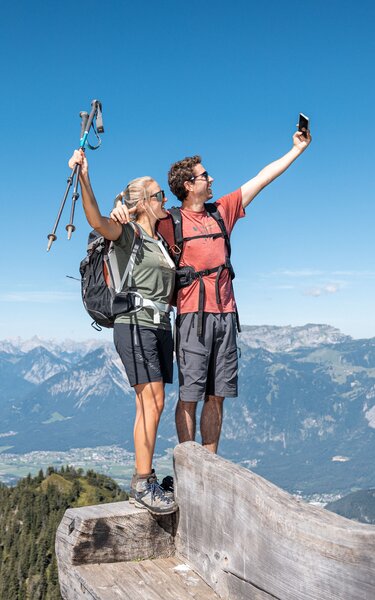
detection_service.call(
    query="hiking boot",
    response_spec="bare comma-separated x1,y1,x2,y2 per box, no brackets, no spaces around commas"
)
129,470,174,502
129,468,156,503
161,475,174,494
135,474,177,515
129,471,137,504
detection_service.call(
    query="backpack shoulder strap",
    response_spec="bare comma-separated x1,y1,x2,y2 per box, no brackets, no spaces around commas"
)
205,203,231,258
117,222,144,292
169,206,183,266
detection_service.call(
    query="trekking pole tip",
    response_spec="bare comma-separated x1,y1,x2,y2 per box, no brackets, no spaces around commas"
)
66,224,76,240
47,234,56,252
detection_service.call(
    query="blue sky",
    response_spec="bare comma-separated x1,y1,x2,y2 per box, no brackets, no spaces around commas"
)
0,0,374,340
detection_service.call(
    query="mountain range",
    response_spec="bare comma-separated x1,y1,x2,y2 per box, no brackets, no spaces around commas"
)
326,488,375,524
1,324,375,496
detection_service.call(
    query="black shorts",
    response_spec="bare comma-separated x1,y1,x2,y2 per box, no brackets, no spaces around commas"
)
113,323,173,387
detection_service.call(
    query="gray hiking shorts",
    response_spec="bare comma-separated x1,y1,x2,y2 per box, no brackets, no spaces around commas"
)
176,312,238,402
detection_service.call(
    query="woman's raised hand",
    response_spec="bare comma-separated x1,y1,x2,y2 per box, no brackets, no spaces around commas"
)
110,195,137,224
68,149,89,176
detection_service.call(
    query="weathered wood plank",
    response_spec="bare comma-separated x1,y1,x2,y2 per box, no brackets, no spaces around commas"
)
71,558,220,600
56,501,176,566
72,565,128,600
155,557,209,599
56,501,177,599
127,556,217,599
97,563,163,600
156,557,219,599
174,442,375,600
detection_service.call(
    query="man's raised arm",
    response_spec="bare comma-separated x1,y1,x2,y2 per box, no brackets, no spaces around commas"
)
241,130,311,208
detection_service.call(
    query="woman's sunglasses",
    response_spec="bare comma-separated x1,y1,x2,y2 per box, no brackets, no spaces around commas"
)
149,190,166,202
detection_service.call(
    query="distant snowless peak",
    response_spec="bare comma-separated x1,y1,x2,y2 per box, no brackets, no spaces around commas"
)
0,324,355,356
239,324,352,353
0,336,111,355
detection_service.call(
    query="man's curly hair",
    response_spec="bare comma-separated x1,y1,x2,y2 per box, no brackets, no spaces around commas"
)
168,155,202,202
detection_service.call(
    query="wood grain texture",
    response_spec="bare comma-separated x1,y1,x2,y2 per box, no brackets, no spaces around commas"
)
56,501,176,566
56,501,178,599
57,444,375,599
174,442,375,600
62,557,220,600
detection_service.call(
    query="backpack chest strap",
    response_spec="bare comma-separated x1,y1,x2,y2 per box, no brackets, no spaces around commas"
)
182,232,224,243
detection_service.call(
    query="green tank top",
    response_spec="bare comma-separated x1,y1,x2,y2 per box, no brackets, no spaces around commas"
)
113,223,175,330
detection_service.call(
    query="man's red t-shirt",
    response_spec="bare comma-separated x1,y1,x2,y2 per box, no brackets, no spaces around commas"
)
157,189,245,314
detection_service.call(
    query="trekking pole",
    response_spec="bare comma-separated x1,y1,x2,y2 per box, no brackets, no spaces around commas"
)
65,111,89,240
47,112,88,250
47,100,104,251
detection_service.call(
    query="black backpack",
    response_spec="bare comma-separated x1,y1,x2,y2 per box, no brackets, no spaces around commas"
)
79,223,143,330
168,203,239,336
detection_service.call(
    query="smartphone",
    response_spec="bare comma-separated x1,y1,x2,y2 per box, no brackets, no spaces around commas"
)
298,113,309,138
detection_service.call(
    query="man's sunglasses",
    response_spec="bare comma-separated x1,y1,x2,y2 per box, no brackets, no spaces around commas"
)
189,170,209,182
149,190,166,202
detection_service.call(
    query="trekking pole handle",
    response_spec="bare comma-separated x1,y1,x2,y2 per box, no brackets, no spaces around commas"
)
79,100,101,149
79,111,89,141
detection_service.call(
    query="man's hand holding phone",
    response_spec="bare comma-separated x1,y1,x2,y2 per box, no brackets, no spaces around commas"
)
293,112,311,152
298,113,310,137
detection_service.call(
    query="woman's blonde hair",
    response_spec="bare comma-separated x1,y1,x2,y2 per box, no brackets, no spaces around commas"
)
114,176,154,215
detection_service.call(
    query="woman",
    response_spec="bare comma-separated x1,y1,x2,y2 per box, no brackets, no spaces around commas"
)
69,149,176,515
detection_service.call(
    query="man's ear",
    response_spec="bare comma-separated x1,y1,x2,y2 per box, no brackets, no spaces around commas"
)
184,180,194,194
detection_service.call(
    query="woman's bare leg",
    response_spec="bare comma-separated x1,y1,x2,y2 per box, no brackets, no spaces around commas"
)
133,380,165,475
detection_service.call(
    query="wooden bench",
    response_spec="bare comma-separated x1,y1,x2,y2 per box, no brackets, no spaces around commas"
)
56,442,375,599
56,499,218,599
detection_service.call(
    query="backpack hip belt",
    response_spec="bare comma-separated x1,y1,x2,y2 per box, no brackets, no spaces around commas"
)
112,290,171,325
189,260,232,337
140,299,172,325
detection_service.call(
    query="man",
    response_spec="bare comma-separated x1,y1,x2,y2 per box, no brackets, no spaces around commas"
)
112,127,311,454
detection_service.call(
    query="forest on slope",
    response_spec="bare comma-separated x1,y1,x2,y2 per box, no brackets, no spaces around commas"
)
0,466,128,599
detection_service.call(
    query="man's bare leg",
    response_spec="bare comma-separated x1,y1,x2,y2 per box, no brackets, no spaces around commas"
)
175,400,197,443
200,395,224,453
